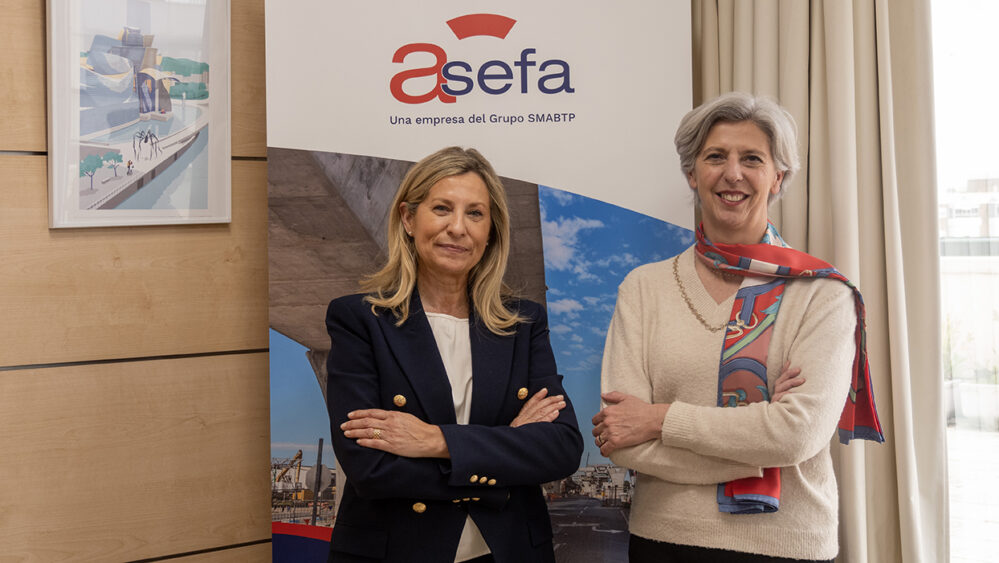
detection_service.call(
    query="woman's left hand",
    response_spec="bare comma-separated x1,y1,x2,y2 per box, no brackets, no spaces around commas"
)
771,361,804,402
510,388,566,427
591,391,669,456
341,409,450,459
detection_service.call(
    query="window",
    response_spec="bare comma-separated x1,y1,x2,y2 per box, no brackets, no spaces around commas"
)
932,2,999,561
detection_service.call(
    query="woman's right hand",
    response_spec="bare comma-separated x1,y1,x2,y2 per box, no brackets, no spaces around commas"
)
772,362,804,402
510,388,566,427
342,408,450,458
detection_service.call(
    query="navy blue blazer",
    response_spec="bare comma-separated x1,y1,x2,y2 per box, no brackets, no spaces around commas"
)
325,292,583,563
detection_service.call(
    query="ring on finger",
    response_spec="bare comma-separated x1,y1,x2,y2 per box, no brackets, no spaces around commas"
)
596,435,605,446
372,428,382,440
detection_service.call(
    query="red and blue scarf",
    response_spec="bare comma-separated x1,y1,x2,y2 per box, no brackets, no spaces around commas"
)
695,223,884,515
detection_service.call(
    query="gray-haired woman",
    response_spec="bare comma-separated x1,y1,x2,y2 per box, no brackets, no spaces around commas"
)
591,92,883,562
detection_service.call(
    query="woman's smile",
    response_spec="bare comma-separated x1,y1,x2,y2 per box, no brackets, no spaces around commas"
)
436,242,469,253
718,191,749,203
687,120,784,244
401,171,492,286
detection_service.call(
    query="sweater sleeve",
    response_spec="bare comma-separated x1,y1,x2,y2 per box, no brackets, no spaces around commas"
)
602,268,765,483
660,279,857,467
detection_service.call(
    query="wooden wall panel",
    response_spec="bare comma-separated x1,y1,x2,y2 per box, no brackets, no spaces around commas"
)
0,157,269,367
1,1,275,560
178,543,272,562
231,0,267,158
0,0,46,151
0,353,271,562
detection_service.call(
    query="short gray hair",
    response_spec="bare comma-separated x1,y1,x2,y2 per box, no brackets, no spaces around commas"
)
674,92,800,202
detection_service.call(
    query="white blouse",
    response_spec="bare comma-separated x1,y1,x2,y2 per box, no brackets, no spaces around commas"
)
425,313,490,563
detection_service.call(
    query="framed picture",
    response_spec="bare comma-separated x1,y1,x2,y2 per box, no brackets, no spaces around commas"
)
47,0,231,228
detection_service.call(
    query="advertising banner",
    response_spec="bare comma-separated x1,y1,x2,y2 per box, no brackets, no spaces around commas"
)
266,1,693,560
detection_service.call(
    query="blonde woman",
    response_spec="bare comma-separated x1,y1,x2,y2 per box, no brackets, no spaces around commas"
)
326,147,583,563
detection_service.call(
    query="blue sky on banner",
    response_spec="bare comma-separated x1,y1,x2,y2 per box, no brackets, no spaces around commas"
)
269,187,693,468
538,186,692,466
270,331,333,466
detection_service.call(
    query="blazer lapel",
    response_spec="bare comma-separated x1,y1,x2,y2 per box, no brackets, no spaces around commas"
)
378,292,457,425
468,309,515,426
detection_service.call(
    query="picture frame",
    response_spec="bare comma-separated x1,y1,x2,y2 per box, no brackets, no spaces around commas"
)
47,0,231,228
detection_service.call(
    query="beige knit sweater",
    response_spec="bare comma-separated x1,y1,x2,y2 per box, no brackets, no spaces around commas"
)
601,246,856,560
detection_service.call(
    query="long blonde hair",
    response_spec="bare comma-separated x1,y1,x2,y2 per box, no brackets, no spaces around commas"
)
361,147,524,335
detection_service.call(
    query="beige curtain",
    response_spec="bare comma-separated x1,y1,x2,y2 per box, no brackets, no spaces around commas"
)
692,1,947,561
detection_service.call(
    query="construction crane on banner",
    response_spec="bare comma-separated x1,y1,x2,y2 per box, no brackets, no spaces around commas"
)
274,449,303,484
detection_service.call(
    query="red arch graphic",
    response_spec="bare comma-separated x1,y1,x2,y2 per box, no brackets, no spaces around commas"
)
446,14,517,39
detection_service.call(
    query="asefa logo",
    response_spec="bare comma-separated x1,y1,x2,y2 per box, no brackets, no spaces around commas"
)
390,13,575,104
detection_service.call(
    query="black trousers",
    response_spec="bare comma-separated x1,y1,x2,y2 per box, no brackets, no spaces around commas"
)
629,534,834,563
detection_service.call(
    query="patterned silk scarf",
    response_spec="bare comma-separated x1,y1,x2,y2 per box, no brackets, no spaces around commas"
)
694,223,884,515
